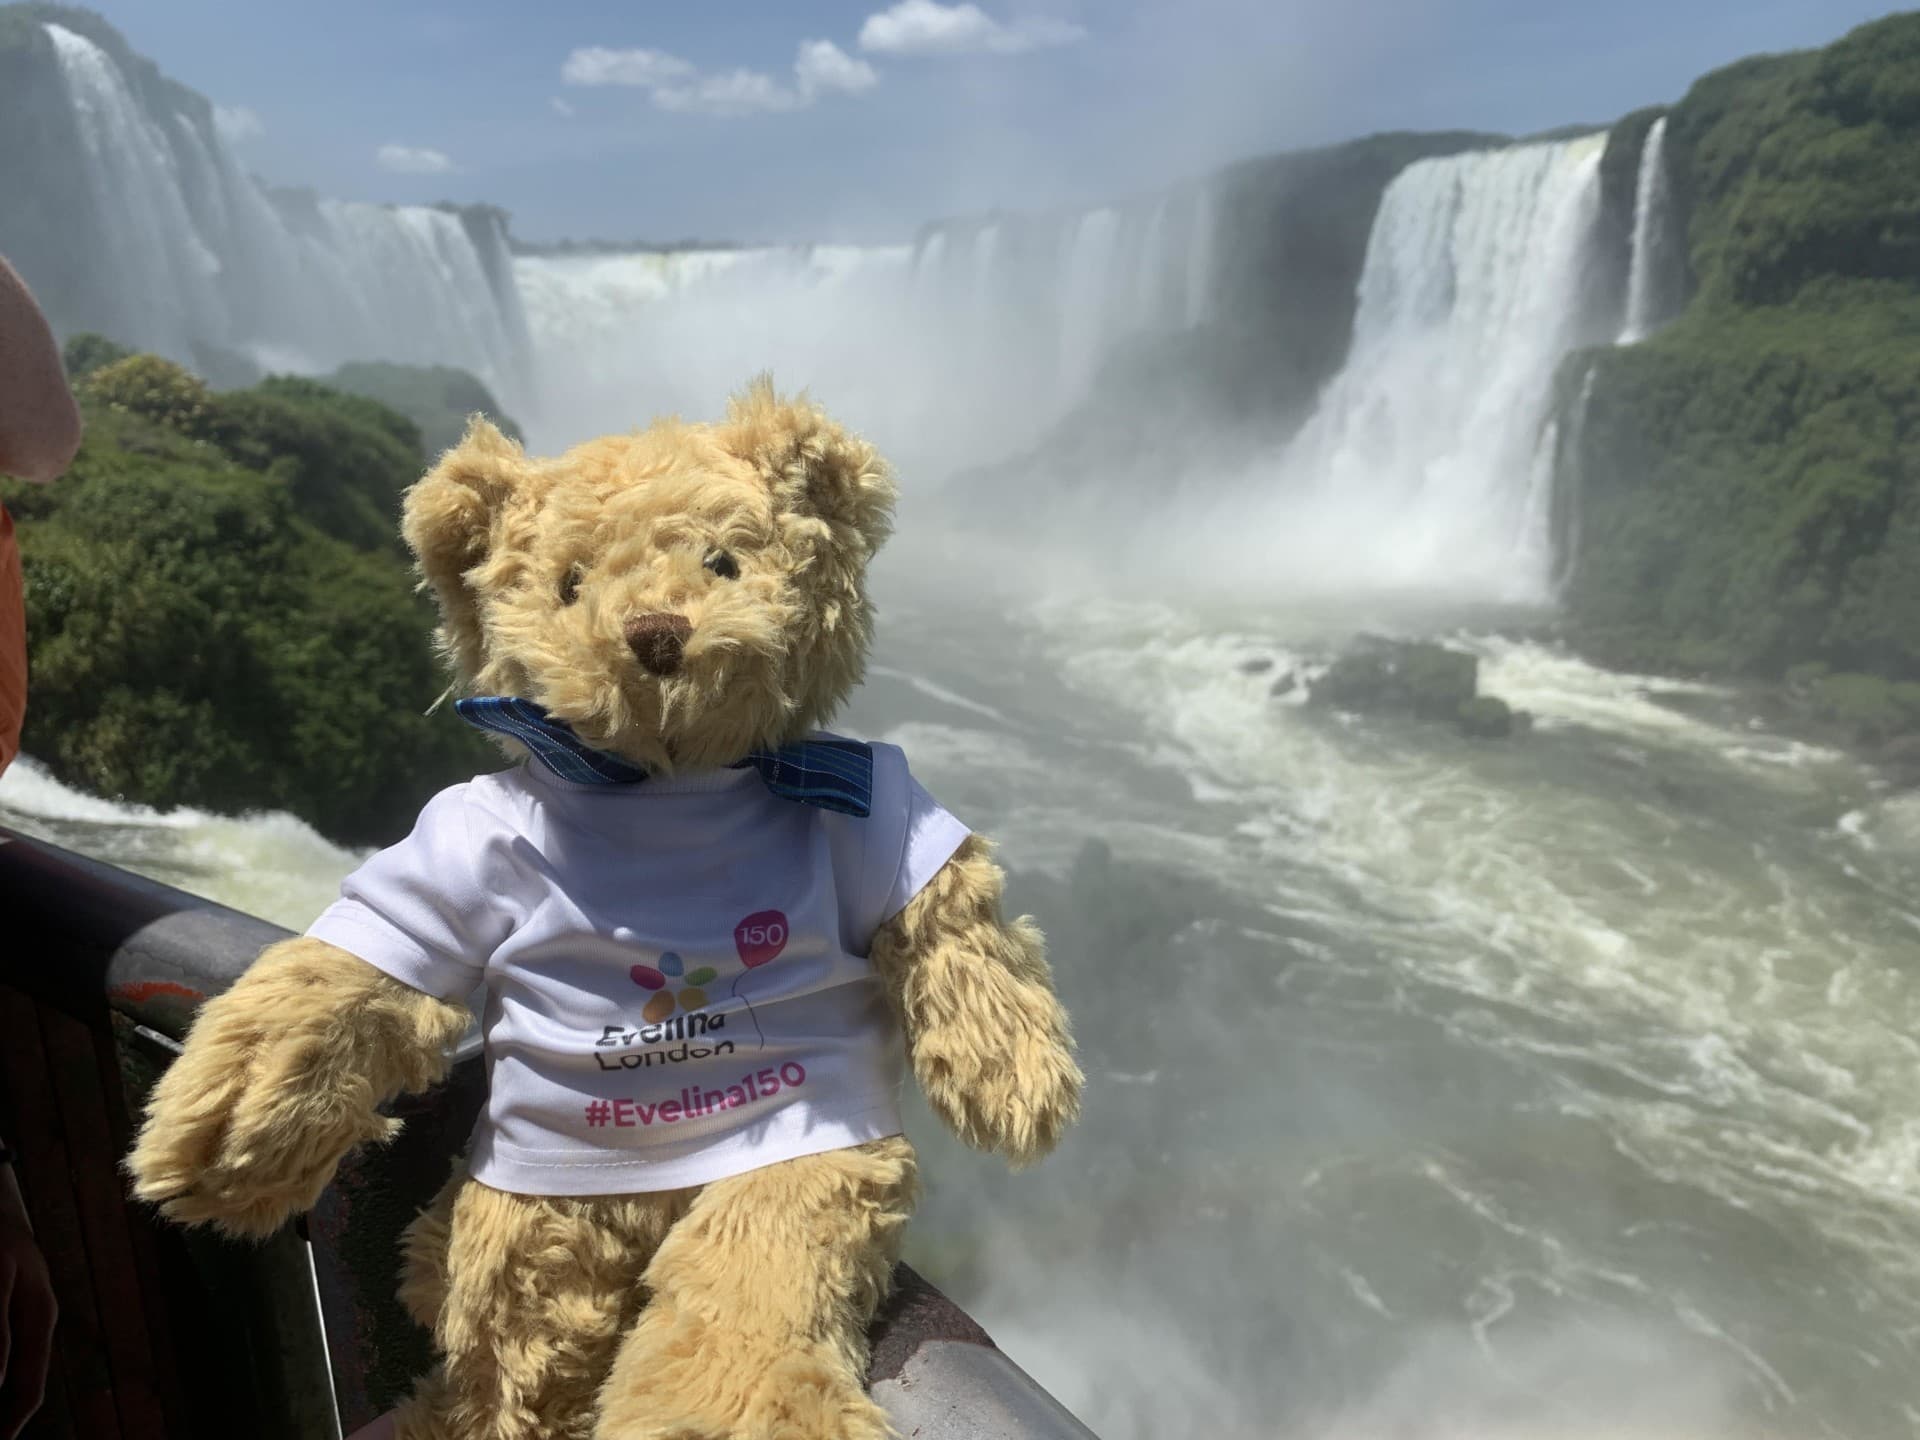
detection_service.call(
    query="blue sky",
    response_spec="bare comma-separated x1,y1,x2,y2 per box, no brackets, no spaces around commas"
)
87,0,1909,244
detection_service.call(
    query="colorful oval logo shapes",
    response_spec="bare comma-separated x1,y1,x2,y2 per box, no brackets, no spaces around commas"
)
734,910,789,968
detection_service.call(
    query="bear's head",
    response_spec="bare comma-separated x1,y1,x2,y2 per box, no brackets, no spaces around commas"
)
401,378,896,773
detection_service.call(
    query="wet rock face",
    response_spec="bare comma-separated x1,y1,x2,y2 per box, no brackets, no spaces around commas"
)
1457,695,1518,738
1308,637,1479,722
1305,637,1529,740
1879,734,1920,790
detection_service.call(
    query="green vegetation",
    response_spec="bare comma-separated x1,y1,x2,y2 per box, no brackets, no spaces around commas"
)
1797,670,1920,745
61,332,133,382
84,352,216,431
1560,11,1920,758
59,335,521,465
320,361,523,461
3,352,499,845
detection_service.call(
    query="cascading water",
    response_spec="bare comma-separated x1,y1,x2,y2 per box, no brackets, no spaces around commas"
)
1127,200,1171,334
970,222,1003,312
1183,187,1217,329
512,243,1001,464
1620,116,1681,344
515,195,1215,474
29,24,531,406
1546,362,1599,591
1054,208,1123,404
46,24,228,358
1196,135,1608,602
911,230,949,307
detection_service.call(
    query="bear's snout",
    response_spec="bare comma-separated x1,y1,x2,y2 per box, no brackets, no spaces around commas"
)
623,613,692,676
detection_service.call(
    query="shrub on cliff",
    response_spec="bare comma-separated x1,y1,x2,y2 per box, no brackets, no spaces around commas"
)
1562,296,1920,683
61,331,133,382
2,361,495,844
1668,15,1920,309
321,361,522,460
202,376,424,551
83,353,213,432
1559,11,1920,691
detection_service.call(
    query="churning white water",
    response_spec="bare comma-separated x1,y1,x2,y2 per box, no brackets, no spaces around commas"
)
38,23,530,405
14,579,1919,1440
860,580,1920,1440
0,757,366,930
1620,117,1679,345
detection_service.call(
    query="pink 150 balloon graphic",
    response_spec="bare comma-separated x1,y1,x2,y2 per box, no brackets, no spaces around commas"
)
628,910,788,1048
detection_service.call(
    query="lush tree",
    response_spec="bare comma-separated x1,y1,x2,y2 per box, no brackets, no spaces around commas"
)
321,361,522,461
2,363,495,845
61,331,133,382
1558,10,1920,730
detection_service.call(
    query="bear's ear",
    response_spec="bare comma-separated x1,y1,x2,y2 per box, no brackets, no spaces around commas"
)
401,416,539,678
717,376,897,555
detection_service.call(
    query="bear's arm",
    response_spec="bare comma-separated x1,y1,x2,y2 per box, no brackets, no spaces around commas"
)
870,834,1082,1166
126,936,471,1240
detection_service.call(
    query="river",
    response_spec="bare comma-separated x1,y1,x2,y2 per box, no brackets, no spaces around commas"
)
6,557,1918,1439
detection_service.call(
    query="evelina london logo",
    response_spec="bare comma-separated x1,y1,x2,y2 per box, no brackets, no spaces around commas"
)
628,952,719,1025
629,910,789,1046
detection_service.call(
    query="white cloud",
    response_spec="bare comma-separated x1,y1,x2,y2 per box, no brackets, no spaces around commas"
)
550,96,576,118
213,104,263,144
654,68,800,117
375,143,455,175
561,46,695,88
559,39,877,118
795,40,879,99
858,0,1084,56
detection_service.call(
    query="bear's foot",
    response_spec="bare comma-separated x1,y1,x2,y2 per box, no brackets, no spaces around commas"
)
595,1312,888,1440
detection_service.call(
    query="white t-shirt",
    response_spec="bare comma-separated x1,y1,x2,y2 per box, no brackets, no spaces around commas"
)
305,737,969,1195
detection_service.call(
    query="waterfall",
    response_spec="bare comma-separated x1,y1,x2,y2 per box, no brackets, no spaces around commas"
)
1619,116,1680,344
47,24,228,359
1547,363,1600,592
28,23,530,407
1184,187,1217,329
1259,135,1607,600
911,230,950,308
1055,208,1123,404
514,187,1212,475
970,222,1003,306
512,244,979,460
1129,201,1171,334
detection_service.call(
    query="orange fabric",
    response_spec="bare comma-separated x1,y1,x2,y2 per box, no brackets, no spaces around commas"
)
0,503,24,777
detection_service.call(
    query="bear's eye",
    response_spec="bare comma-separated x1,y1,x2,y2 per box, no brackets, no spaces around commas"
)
559,564,585,606
703,549,740,581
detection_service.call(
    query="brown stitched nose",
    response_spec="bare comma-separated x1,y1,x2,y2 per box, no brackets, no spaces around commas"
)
623,613,691,676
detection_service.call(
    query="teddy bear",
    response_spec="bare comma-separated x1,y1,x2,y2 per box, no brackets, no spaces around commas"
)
124,379,1083,1440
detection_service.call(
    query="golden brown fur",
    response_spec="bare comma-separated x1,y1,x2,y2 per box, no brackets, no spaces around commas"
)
125,379,1081,1438
126,937,471,1238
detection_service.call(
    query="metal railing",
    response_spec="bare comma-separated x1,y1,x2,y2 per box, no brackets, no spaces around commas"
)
0,823,1097,1439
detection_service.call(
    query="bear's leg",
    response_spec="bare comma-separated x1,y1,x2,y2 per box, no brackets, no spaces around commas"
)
395,1160,463,1333
594,1136,917,1440
390,1175,686,1440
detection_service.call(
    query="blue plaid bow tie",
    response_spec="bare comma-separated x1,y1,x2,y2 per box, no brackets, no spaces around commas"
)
453,696,873,818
